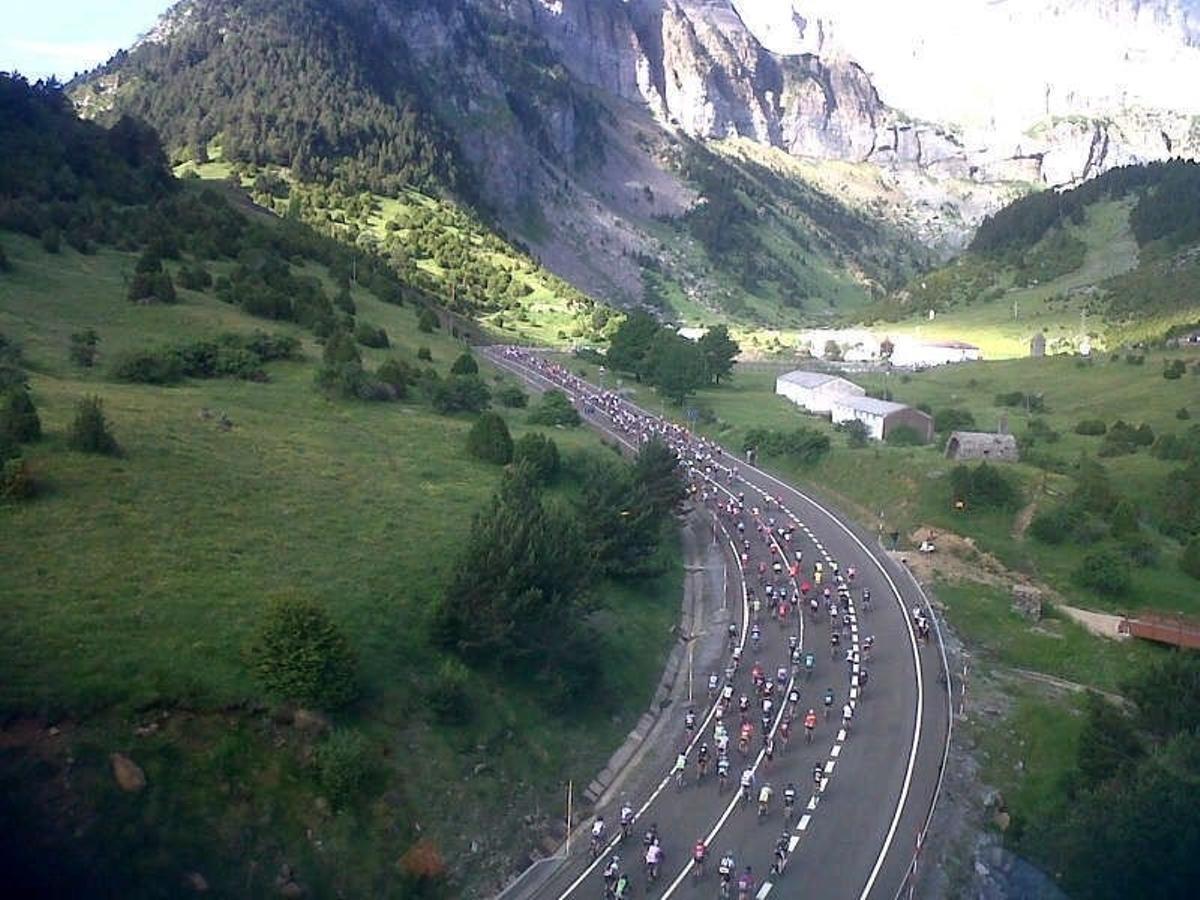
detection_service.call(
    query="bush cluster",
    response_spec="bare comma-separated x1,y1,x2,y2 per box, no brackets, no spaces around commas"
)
744,426,831,464
527,390,581,427
113,331,300,385
245,596,359,709
465,412,513,464
66,395,119,455
949,462,1020,511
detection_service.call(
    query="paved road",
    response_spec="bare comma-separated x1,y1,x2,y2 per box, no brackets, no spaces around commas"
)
483,348,952,900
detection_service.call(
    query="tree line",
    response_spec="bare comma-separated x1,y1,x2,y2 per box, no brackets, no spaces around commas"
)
604,311,740,403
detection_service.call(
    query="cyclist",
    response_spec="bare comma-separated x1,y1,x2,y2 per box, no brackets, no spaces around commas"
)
672,750,688,789
692,839,708,878
684,707,697,736
842,702,853,734
718,852,736,897
771,832,790,875
590,817,606,859
813,762,824,792
645,840,664,883
739,720,753,755
614,871,631,900
763,736,776,767
787,686,801,716
778,716,791,749
737,866,755,900
619,803,634,841
717,753,731,791
783,782,797,822
757,782,773,818
823,687,835,720
738,693,751,718
739,767,755,807
603,855,621,896
642,823,659,852
708,671,720,698
862,587,872,610
697,742,710,780
804,707,817,743
830,630,840,658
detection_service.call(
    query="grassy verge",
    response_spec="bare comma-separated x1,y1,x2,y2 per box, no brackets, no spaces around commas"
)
0,231,680,896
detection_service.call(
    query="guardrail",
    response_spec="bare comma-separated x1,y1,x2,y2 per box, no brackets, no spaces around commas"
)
891,560,955,900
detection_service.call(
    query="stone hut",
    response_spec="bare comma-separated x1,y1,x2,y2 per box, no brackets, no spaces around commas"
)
1029,332,1046,357
944,431,1020,462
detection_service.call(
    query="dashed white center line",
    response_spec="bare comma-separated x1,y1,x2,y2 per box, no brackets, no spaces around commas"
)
756,882,773,899
798,814,811,830
831,744,842,758
825,760,836,774
788,835,800,853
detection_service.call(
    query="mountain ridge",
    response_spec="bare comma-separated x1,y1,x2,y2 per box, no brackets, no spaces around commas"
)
70,0,1200,325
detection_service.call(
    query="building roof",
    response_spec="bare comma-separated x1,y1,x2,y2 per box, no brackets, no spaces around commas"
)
830,395,913,416
777,370,848,389
945,431,1019,452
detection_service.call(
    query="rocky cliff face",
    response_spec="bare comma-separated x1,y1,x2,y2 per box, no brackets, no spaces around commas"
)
80,0,1200,318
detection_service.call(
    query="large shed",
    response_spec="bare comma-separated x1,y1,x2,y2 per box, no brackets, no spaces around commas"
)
944,431,1020,462
775,370,865,413
827,395,934,443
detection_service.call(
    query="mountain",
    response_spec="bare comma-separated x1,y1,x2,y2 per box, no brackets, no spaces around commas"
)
70,0,1200,328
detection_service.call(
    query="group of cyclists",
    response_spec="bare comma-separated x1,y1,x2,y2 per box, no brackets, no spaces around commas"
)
497,347,883,898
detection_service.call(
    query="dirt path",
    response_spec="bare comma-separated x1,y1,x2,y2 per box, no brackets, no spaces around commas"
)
1011,501,1038,541
1057,605,1128,640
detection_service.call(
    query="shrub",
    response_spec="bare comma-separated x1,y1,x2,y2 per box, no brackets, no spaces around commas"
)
0,243,10,272
949,462,1020,510
1029,505,1072,544
69,329,100,368
1182,536,1200,580
450,352,479,375
246,596,359,709
1075,419,1107,436
528,390,582,427
314,729,372,809
428,374,490,414
424,657,473,724
934,407,976,433
354,322,390,348
466,412,513,464
1178,407,1191,421
417,346,433,362
1073,552,1132,596
418,308,440,333
0,387,41,443
1122,534,1159,568
333,285,356,315
177,263,212,292
496,384,528,408
886,425,924,446
1125,353,1145,365
40,228,60,253
376,358,417,393
1164,359,1187,380
128,270,177,304
66,395,119,455
513,432,560,482
111,349,184,384
0,455,33,501
838,419,871,448
1026,417,1060,443
743,426,831,464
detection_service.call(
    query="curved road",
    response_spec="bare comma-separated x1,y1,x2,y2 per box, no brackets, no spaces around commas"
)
484,347,952,900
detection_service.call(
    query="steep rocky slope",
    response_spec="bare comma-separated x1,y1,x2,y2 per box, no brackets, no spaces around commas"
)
71,0,1200,324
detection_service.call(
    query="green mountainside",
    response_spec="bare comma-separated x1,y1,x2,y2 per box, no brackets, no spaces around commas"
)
70,0,927,327
0,74,683,896
871,160,1200,355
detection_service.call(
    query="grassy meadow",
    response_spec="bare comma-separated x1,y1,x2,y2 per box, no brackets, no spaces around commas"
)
0,231,680,896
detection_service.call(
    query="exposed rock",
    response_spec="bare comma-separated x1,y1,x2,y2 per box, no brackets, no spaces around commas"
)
291,709,330,735
110,753,147,792
182,872,209,892
993,810,1011,832
1012,585,1043,620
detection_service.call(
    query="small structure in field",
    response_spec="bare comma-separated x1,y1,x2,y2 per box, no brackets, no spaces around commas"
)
775,370,865,413
1029,332,1046,357
944,431,1019,462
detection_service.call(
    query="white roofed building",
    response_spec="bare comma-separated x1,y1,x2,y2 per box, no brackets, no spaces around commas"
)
775,370,865,413
827,395,934,443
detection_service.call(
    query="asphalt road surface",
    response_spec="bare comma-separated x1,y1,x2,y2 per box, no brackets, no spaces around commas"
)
483,347,952,900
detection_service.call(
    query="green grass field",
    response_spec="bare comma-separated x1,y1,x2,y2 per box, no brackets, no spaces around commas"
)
0,231,679,896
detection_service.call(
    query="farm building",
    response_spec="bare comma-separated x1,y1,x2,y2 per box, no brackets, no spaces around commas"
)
944,431,1020,462
827,395,934,443
891,340,982,367
775,370,865,413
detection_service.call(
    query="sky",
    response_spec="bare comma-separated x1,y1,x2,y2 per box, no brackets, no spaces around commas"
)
0,1,174,81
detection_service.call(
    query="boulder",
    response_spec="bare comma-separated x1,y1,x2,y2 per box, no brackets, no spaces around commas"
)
1011,584,1042,620
291,709,330,735
110,753,146,792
